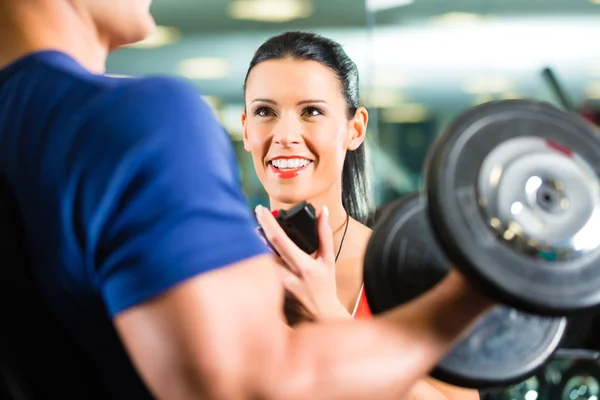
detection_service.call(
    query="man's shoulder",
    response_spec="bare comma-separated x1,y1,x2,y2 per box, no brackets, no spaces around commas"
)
93,75,209,121
108,75,202,105
79,75,219,150
2,52,211,138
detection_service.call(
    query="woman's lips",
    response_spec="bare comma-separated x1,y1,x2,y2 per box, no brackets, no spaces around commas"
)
268,158,314,179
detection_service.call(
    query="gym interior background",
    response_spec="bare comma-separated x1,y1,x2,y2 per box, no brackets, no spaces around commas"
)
106,1,600,399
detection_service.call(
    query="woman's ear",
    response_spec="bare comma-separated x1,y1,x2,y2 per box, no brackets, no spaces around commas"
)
241,110,250,152
348,107,369,151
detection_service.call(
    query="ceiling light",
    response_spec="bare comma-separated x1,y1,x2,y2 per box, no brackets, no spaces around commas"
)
370,71,413,88
591,0,600,4
366,0,413,12
177,58,229,80
124,26,181,49
362,89,406,108
463,76,512,94
228,0,313,23
380,103,428,123
430,12,487,26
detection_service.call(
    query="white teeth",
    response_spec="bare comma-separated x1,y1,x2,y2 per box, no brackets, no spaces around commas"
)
271,158,311,169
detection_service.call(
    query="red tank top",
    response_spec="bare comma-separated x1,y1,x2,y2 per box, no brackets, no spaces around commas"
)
352,284,372,319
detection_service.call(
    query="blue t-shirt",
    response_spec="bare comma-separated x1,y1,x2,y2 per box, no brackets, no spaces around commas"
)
0,51,268,398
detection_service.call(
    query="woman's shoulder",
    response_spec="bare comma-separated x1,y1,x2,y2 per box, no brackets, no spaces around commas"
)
344,218,372,256
353,219,373,238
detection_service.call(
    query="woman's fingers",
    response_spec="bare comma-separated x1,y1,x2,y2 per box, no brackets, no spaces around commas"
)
255,205,309,275
279,266,315,313
316,206,335,267
279,266,302,294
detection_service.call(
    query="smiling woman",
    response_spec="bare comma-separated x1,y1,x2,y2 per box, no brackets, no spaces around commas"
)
241,31,373,324
242,31,372,226
241,30,480,400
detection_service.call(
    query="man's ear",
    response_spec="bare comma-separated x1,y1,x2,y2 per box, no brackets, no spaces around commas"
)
348,107,369,150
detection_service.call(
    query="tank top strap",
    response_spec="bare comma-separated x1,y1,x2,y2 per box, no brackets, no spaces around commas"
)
352,283,372,319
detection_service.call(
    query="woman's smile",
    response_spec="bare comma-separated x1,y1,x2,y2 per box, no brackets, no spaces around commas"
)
267,155,315,179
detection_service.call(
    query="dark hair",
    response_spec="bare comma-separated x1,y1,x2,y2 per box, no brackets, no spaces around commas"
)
244,31,375,226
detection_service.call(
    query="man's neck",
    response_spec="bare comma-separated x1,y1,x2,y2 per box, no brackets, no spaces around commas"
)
0,1,108,73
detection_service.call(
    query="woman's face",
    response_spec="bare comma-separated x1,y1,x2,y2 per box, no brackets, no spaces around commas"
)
242,58,367,206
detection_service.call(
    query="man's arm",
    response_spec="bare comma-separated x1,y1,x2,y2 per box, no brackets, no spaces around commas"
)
402,380,463,400
83,77,493,400
425,379,481,400
114,253,492,400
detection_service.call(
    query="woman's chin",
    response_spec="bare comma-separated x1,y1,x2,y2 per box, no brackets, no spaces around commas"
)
270,191,313,207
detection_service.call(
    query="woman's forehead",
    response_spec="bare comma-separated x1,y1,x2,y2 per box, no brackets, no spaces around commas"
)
246,59,343,100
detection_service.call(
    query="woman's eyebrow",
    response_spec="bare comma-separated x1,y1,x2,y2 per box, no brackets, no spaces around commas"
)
251,98,276,104
250,99,328,105
297,100,328,105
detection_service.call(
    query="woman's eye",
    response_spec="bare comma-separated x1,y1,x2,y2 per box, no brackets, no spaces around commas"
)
303,107,323,117
254,107,274,117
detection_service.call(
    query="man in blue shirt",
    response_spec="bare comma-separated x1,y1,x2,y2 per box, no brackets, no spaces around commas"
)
0,1,494,399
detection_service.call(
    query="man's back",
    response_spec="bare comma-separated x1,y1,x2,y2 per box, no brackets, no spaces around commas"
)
0,50,268,399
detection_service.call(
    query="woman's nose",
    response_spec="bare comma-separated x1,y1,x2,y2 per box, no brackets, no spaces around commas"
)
272,118,302,146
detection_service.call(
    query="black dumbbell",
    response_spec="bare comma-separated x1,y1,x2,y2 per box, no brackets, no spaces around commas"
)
425,99,600,316
364,192,567,389
363,99,600,389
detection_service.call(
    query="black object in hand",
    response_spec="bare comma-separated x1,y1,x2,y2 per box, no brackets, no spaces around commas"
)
258,201,319,255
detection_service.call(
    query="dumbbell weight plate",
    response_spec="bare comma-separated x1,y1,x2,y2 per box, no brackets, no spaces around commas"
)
363,192,567,389
425,99,600,316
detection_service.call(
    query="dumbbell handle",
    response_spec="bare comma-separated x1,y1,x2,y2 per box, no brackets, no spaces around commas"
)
541,67,574,112
553,348,600,361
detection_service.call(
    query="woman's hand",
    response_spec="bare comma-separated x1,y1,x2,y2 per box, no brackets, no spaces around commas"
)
256,205,351,322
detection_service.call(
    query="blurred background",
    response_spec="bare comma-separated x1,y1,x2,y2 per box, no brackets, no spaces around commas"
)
106,0,600,211
106,1,600,398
